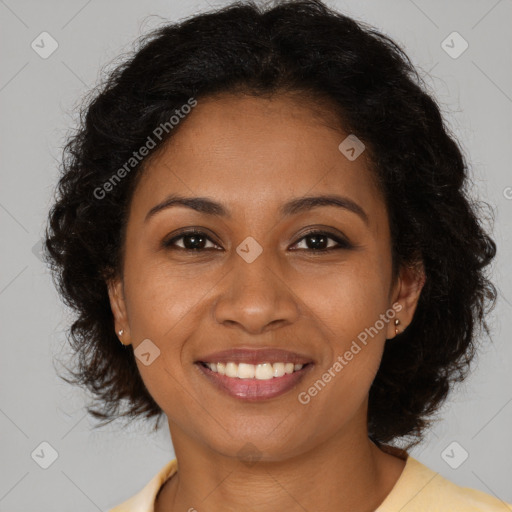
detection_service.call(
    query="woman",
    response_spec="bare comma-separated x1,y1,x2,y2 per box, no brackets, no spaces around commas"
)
44,1,510,510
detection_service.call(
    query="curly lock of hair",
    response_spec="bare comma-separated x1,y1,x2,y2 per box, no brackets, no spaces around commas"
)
44,0,497,449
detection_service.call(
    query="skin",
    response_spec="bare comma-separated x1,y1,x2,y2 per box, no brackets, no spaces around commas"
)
107,93,425,512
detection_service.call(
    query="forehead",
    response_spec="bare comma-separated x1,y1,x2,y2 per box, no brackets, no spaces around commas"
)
131,93,386,228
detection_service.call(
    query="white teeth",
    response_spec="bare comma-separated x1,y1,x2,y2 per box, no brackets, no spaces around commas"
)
273,362,285,377
238,363,255,379
204,361,305,380
225,362,238,378
255,363,274,380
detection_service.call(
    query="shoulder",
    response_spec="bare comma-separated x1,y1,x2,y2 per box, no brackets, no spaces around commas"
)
107,458,178,512
377,454,512,512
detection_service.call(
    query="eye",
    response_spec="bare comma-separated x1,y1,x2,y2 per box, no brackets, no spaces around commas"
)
162,229,353,253
291,230,352,252
163,230,220,251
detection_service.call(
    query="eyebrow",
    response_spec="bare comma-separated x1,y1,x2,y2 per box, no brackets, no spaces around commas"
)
145,193,369,225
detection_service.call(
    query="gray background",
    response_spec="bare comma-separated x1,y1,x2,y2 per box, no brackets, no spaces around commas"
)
1,0,511,510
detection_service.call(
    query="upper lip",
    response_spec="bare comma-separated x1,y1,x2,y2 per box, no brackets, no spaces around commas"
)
196,348,315,365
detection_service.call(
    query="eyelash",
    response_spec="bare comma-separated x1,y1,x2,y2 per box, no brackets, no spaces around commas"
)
162,229,353,253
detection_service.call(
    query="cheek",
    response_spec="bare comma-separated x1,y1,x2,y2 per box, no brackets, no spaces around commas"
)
123,266,200,416
123,259,208,343
295,267,389,432
294,256,392,344
121,264,207,401
293,256,391,391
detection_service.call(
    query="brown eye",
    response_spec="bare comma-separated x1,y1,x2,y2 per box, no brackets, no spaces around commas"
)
162,229,352,253
163,230,219,251
292,231,352,251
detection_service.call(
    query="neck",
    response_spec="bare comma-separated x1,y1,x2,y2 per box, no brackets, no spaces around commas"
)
155,423,406,512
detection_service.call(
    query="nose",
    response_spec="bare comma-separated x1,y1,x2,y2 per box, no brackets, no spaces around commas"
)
213,249,301,335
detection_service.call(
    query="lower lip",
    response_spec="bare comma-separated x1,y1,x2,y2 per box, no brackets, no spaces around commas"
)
195,362,313,401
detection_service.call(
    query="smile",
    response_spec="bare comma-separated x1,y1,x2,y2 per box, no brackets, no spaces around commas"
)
195,361,313,401
200,361,306,379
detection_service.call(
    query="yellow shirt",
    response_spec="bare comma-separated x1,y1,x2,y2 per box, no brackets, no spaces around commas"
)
108,454,512,511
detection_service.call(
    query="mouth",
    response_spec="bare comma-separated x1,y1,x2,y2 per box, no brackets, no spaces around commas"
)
197,360,311,378
194,360,314,401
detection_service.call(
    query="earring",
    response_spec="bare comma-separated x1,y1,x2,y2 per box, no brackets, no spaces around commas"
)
118,329,126,346
394,318,401,335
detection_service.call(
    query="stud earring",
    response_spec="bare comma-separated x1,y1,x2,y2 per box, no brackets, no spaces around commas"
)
394,318,401,335
118,329,126,346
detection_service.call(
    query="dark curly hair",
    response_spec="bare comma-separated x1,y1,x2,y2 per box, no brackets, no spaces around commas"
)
44,0,497,449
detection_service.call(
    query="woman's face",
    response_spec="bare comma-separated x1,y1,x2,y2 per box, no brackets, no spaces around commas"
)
108,93,421,460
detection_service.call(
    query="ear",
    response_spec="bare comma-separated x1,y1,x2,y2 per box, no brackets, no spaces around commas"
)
386,260,426,339
106,275,131,345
